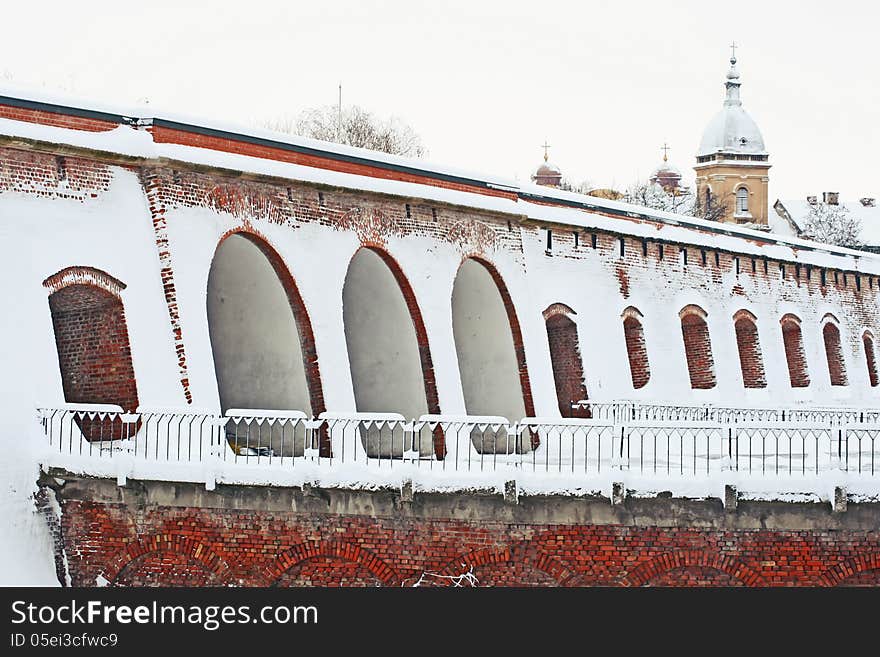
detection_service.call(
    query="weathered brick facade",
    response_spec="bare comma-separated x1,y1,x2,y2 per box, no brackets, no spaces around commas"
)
51,480,880,588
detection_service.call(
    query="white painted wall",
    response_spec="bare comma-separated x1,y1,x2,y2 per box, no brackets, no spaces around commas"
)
207,234,311,414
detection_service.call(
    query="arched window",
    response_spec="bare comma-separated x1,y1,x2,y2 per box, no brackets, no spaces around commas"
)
822,314,848,386
780,314,810,388
733,310,766,388
735,187,749,215
543,305,589,418
622,307,650,389
679,305,716,389
864,331,879,387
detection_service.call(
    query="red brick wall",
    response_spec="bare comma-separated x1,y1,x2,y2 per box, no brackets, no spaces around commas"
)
823,322,848,386
781,316,810,388
623,315,650,389
680,309,716,389
864,333,879,387
48,284,139,418
734,313,767,388
545,313,588,417
58,499,880,587
47,284,139,440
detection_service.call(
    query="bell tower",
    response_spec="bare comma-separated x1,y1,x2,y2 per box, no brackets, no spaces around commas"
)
694,45,771,225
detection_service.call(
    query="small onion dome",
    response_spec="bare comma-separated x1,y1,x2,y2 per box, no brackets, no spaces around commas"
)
532,149,562,187
651,161,683,193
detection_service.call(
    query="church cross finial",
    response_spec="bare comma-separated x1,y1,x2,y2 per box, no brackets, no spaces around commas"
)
730,41,737,64
541,140,551,162
661,142,671,163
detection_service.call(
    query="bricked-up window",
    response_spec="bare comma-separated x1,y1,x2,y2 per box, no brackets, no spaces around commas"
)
780,314,810,388
822,316,848,386
544,307,589,417
622,307,650,389
679,305,716,389
864,332,879,387
733,310,766,388
47,281,139,440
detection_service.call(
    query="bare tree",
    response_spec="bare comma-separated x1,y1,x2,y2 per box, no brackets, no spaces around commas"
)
558,177,593,194
621,180,695,215
801,203,862,248
689,189,730,222
263,105,426,158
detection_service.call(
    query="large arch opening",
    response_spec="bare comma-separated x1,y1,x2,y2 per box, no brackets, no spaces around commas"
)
207,232,326,455
452,258,534,452
47,273,139,440
342,247,440,457
543,305,589,418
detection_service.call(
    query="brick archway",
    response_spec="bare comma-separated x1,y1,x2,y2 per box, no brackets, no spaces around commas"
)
439,545,578,587
623,550,766,587
818,554,880,587
209,227,328,453
264,541,398,587
102,535,233,586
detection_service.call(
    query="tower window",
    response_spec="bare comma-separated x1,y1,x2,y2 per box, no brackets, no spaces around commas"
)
736,188,749,215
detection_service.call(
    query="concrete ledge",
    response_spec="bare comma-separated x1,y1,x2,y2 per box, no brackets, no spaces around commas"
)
42,471,880,532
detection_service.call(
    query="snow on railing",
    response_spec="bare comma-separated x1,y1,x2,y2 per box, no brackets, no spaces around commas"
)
33,405,880,493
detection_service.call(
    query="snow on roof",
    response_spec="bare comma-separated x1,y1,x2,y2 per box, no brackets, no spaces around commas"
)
2,86,880,272
777,198,880,246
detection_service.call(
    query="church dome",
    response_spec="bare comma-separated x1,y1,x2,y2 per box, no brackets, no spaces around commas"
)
697,52,767,158
532,144,563,187
535,161,561,177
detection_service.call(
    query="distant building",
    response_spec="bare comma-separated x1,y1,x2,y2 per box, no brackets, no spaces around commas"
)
773,194,880,251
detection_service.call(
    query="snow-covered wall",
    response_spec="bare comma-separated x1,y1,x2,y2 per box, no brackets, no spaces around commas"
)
3,102,880,584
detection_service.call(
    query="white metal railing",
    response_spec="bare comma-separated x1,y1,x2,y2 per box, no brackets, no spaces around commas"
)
34,404,880,486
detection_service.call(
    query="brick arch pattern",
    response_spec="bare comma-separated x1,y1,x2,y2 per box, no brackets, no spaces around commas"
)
44,267,139,440
821,314,848,387
460,256,536,420
102,535,233,587
780,314,810,388
623,550,766,587
352,245,444,456
264,541,398,587
819,554,880,587
679,305,716,389
211,228,329,454
733,309,767,388
863,331,879,388
438,545,579,587
622,306,650,389
543,304,589,418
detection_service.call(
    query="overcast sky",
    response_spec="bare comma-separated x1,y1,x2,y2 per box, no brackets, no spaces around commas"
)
2,1,876,202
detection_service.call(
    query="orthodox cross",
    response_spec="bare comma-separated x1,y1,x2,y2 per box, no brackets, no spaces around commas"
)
541,140,551,162
661,142,671,163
